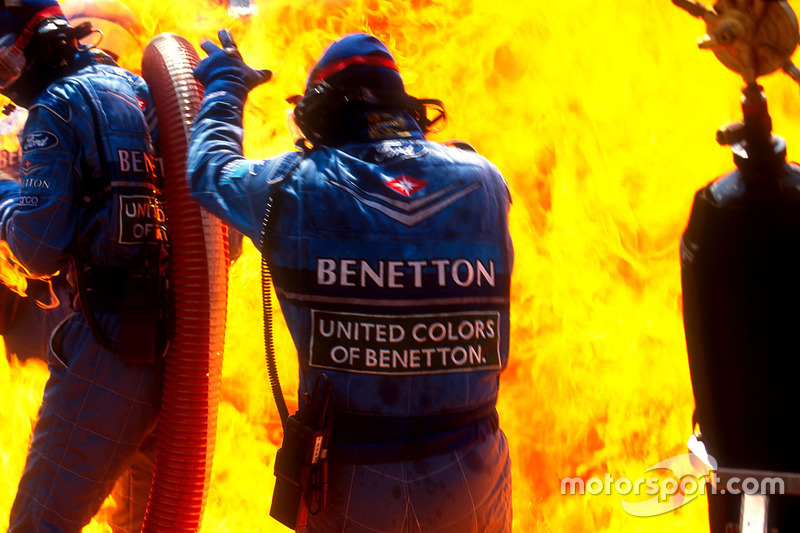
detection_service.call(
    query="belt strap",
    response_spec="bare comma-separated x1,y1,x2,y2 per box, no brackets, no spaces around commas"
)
80,266,129,312
329,402,499,464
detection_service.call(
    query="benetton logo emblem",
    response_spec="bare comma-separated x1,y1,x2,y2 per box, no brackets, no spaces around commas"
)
385,175,428,197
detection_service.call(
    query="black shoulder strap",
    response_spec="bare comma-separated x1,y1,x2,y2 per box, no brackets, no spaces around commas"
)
71,241,112,349
68,81,114,347
260,151,305,427
69,80,114,205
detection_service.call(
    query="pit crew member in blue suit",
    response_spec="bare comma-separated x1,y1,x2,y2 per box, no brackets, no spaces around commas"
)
190,31,514,532
0,1,169,531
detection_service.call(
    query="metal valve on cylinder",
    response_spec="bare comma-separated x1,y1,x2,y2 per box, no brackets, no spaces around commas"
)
674,1,800,532
673,0,800,84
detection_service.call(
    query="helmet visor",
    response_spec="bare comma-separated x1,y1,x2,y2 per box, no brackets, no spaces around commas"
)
0,34,25,90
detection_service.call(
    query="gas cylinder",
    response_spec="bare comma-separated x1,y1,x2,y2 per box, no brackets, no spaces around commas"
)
681,84,800,531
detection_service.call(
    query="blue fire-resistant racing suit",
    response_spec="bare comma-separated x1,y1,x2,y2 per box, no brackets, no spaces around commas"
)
0,107,73,364
0,47,167,533
188,87,514,531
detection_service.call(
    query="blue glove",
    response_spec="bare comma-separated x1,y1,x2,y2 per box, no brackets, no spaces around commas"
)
194,29,272,101
0,178,19,202
0,179,19,242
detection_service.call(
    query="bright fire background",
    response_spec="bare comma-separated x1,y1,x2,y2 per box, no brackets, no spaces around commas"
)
4,0,800,531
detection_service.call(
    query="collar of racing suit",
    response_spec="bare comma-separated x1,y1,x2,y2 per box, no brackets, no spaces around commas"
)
5,44,112,108
321,108,425,147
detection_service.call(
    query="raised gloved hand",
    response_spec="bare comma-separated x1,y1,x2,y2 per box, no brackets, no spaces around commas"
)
194,29,272,101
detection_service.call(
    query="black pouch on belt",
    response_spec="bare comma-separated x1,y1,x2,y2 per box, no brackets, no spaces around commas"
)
270,374,334,531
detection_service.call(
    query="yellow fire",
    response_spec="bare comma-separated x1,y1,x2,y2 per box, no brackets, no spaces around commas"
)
4,0,800,531
0,242,29,298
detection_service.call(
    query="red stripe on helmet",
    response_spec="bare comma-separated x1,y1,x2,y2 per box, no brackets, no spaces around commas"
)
310,55,398,85
14,5,66,51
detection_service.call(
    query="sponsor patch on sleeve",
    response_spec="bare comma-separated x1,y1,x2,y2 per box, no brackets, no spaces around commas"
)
22,131,59,153
309,309,501,375
19,195,39,207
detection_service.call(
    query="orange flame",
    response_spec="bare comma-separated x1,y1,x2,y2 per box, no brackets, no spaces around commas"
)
0,242,29,298
5,0,800,531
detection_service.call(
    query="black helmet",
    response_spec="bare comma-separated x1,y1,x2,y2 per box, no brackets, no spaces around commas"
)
292,33,444,145
0,1,66,89
0,0,88,107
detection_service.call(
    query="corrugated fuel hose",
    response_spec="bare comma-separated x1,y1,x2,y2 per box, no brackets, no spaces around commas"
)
140,33,229,532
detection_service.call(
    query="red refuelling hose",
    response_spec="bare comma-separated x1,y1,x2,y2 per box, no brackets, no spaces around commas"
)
140,33,229,532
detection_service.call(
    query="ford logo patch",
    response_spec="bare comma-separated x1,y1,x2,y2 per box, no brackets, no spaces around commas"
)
22,131,59,152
